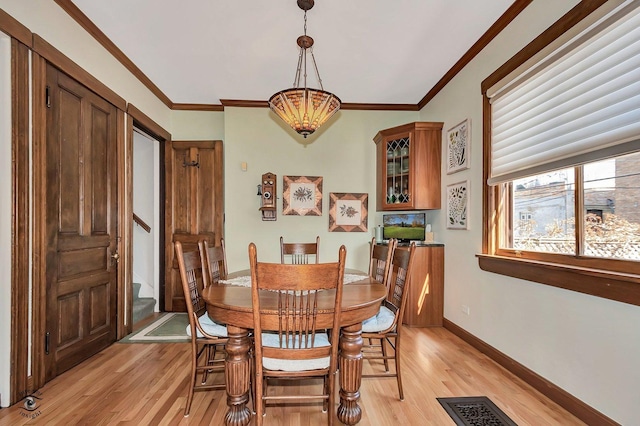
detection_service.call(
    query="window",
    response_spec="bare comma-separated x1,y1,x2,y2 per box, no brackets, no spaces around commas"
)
480,1,640,306
511,168,575,255
506,152,640,261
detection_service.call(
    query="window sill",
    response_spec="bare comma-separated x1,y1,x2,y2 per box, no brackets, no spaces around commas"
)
476,254,640,307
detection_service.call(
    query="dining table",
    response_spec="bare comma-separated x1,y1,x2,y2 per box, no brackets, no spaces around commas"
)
202,269,387,426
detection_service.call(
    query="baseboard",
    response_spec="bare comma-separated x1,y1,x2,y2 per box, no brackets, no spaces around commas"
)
442,318,618,426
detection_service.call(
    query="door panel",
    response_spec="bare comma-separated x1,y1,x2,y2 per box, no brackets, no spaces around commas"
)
165,140,223,311
45,64,118,381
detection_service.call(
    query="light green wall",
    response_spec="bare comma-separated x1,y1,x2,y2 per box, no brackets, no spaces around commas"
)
222,107,418,272
420,0,639,424
171,110,225,140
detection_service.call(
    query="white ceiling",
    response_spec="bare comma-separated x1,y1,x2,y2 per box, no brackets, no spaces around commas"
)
70,0,516,106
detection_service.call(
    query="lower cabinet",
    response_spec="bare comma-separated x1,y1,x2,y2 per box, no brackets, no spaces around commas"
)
400,244,444,327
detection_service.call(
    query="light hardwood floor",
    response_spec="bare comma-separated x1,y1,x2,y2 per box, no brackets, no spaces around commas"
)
0,326,585,425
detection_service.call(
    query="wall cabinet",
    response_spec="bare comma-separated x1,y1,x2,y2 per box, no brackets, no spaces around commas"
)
399,244,444,327
373,122,443,211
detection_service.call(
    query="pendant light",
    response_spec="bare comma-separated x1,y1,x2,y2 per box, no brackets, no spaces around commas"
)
268,0,341,138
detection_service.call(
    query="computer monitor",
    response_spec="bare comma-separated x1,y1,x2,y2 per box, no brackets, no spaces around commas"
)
382,212,426,243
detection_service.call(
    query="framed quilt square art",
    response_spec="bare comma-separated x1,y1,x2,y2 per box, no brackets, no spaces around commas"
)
329,192,368,232
282,176,323,216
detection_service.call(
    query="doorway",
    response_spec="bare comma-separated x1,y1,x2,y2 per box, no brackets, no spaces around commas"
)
131,128,161,324
125,104,171,332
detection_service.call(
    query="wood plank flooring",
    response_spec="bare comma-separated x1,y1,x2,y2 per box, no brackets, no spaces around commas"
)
0,326,585,425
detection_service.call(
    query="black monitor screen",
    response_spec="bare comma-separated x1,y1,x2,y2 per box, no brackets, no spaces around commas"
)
382,212,426,243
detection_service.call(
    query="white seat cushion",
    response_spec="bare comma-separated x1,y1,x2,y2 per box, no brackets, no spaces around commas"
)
362,305,395,332
261,332,331,372
186,313,228,337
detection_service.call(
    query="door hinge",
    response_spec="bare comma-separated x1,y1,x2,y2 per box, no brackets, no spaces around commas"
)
45,86,51,108
45,332,50,355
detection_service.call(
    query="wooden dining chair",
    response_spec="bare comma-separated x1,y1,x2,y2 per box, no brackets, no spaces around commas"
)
199,238,228,285
368,237,396,284
361,241,416,401
280,235,320,264
174,241,228,417
249,242,346,426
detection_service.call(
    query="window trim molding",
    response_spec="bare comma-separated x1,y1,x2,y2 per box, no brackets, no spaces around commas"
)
477,254,640,306
481,0,640,307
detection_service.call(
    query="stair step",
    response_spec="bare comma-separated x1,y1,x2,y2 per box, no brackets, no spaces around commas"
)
133,282,142,300
133,297,156,324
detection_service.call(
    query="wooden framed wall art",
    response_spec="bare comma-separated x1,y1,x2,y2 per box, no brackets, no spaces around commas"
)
329,192,368,232
446,180,468,229
282,175,323,216
446,119,470,174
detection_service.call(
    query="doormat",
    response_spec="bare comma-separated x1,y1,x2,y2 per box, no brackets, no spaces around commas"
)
437,396,518,426
119,313,190,343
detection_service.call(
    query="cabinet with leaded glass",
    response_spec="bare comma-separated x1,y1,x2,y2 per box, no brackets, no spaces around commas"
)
373,122,443,211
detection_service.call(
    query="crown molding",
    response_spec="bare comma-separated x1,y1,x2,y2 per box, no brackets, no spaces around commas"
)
220,99,268,108
172,103,224,112
220,99,418,111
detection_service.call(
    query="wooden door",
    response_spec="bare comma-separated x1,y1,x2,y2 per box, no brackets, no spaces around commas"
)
165,140,224,311
44,64,118,380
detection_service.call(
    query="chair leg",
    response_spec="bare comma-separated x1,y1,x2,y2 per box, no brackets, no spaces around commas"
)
322,375,328,413
381,337,389,371
202,345,211,384
254,372,264,426
249,353,255,415
184,343,198,417
327,372,335,426
395,336,404,401
262,378,267,416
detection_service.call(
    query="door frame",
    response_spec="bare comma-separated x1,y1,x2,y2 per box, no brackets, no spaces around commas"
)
124,104,171,335
9,34,31,405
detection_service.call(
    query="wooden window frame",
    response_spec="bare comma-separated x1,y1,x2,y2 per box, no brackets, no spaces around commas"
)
480,0,640,307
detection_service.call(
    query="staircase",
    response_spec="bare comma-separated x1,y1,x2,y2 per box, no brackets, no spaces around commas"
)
133,282,156,324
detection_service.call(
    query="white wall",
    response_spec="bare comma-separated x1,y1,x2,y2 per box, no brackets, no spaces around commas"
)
420,0,640,424
0,30,12,408
132,131,156,301
223,107,418,272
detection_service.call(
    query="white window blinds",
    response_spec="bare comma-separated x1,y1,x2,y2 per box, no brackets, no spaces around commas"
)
487,1,640,185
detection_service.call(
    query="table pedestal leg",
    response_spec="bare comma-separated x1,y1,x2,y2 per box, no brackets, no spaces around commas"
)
337,323,363,425
224,326,252,426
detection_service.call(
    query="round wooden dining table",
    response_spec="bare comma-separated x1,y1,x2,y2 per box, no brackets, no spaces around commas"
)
202,271,386,426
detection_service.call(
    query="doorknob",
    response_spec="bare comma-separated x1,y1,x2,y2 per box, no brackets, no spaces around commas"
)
111,252,120,262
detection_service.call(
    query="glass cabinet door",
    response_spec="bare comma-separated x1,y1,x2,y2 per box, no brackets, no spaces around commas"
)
385,136,410,205
374,122,442,211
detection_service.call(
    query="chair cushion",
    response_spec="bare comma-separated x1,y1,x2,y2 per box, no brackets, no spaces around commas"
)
362,305,395,332
186,313,228,338
261,332,331,372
